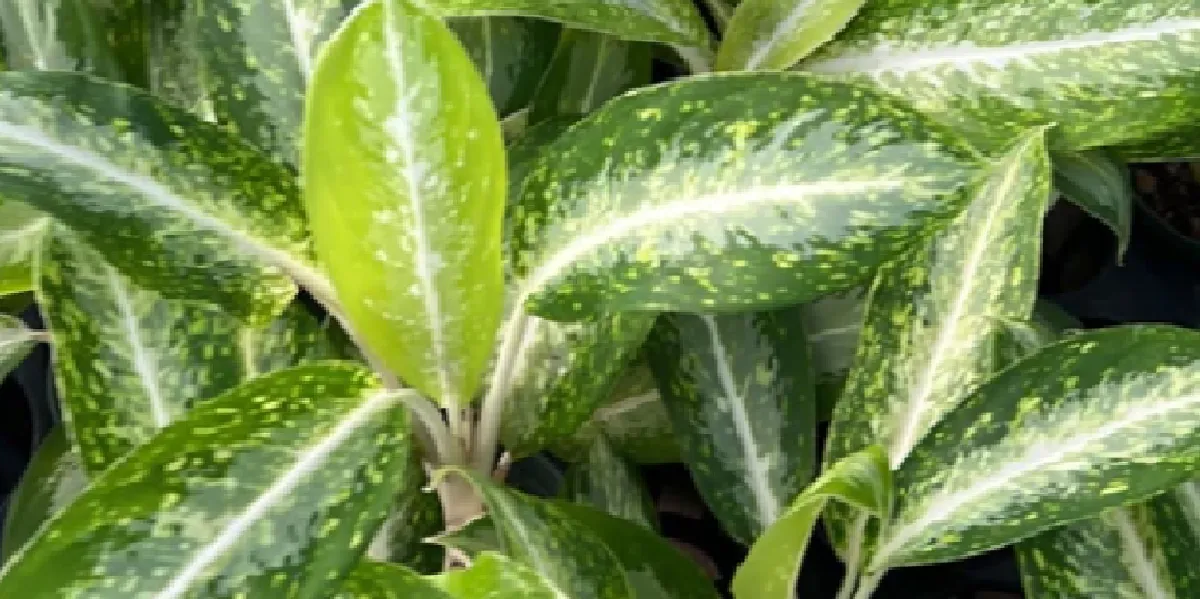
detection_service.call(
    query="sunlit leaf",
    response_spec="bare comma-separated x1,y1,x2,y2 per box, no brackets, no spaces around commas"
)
433,552,559,598
717,0,866,71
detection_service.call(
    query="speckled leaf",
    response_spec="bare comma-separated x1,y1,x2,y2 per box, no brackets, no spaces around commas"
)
802,1,1200,152
240,300,363,378
1015,481,1200,599
367,447,445,574
992,300,1077,369
560,434,657,529
0,427,87,562
529,29,651,124
867,325,1200,570
0,200,48,297
732,445,890,599
717,0,866,71
1114,128,1200,162
552,500,723,599
334,561,453,598
801,287,865,420
1053,148,1133,262
512,72,983,321
0,362,416,598
0,312,40,379
647,308,816,545
305,0,506,404
433,551,559,598
0,70,320,324
37,233,245,474
439,468,634,599
449,17,560,118
422,0,711,50
0,0,123,77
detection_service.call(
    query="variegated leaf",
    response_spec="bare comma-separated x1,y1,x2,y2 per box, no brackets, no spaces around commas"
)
0,363,416,597
800,287,865,420
239,300,363,378
427,515,502,557
1053,148,1134,262
0,312,41,379
0,71,321,324
0,0,126,78
1115,128,1200,162
0,201,48,296
367,447,445,574
334,561,453,598
802,0,1200,152
511,72,983,321
528,29,651,124
432,552,559,598
647,307,816,544
0,427,86,562
305,0,506,404
449,16,560,118
560,434,657,529
716,0,866,71
868,325,1200,570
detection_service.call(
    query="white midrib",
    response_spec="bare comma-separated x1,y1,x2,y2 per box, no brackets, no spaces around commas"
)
888,152,1022,469
873,391,1200,567
17,0,52,70
152,390,398,599
743,0,817,70
593,391,658,422
806,323,858,343
1177,481,1200,538
1110,509,1173,599
104,266,171,429
521,179,904,301
580,36,609,112
238,328,260,379
282,0,315,79
806,18,1200,74
702,315,780,528
382,2,454,403
488,496,572,599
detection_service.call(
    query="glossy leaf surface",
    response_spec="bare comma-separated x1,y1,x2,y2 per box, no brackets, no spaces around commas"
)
0,71,317,324
0,363,416,598
529,29,651,123
0,427,87,562
334,561,453,598
0,202,48,296
872,325,1200,568
434,552,559,598
450,16,560,117
512,72,983,321
717,0,866,71
732,446,890,599
803,0,1200,152
1052,148,1133,262
0,312,40,379
560,435,657,529
305,0,506,404
647,307,816,544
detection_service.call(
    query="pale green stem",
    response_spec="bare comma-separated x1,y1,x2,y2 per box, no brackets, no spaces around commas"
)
673,44,714,74
835,514,871,599
701,0,733,32
851,570,885,599
471,310,533,474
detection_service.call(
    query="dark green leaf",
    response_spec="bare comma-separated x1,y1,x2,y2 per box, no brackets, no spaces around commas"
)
304,0,507,404
240,301,363,378
511,72,983,321
0,1,126,79
0,312,41,379
1052,149,1134,263
800,287,865,420
716,0,866,71
367,448,445,574
433,551,559,598
1114,128,1200,162
0,427,86,563
560,435,657,529
529,29,651,124
647,307,816,544
428,515,503,557
0,201,47,297
0,363,416,598
334,561,453,598
449,17,561,118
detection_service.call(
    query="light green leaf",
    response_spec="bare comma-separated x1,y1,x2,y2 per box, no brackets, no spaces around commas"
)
1016,481,1200,598
0,363,416,598
0,70,320,325
0,427,87,563
334,561,454,598
529,29,651,124
421,0,712,50
732,446,891,599
450,16,561,118
433,551,559,598
305,0,506,404
0,200,48,297
717,0,866,71
0,0,125,78
1053,148,1134,262
0,312,41,379
560,434,657,529
869,325,1200,570
802,1,1200,152
647,307,816,544
512,71,983,321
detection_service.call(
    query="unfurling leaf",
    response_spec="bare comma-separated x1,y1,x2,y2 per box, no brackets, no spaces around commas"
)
1052,149,1134,262
304,0,507,404
716,0,867,71
560,435,658,529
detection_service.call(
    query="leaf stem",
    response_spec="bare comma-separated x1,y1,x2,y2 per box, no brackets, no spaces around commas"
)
471,310,534,474
851,570,885,599
673,44,714,74
835,514,871,599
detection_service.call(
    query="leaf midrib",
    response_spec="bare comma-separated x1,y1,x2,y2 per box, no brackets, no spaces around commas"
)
742,0,818,70
1109,508,1173,599
104,265,171,429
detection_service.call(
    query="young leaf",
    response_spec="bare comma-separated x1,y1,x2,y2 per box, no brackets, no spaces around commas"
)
1015,481,1200,598
802,1,1200,152
647,308,817,544
732,446,891,599
449,17,561,118
1052,149,1134,262
0,427,87,562
529,29,652,124
304,0,507,404
0,71,320,324
433,551,560,598
0,363,417,598
37,233,245,474
0,202,48,297
512,72,983,321
0,313,41,379
870,325,1200,569
716,0,867,71
334,561,454,598
560,435,658,529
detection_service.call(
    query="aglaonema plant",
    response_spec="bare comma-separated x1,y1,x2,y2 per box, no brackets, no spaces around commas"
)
0,0,1198,597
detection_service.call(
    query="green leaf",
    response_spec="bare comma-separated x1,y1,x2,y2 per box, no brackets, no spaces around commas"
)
367,449,446,574
0,201,48,297
422,0,712,50
732,446,891,599
511,72,983,321
433,551,559,598
450,17,561,118
240,300,364,378
436,468,634,599
0,363,416,598
800,287,865,420
428,515,503,557
821,129,1050,553
869,325,1200,569
552,500,724,599
802,1,1200,152
37,232,246,474
0,70,320,325
334,561,454,598
647,307,816,544
0,1,125,78
0,312,41,379
529,29,651,124
717,0,866,71
560,434,657,529
0,427,87,563
1052,148,1134,262
1114,128,1200,163
304,0,507,404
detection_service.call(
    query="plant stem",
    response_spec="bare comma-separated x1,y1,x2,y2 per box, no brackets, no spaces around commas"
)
673,44,714,74
850,570,885,599
835,515,871,599
471,310,534,474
